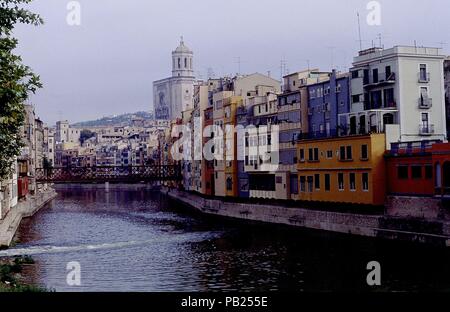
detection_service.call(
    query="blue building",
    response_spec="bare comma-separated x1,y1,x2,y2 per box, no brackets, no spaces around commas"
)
307,70,350,138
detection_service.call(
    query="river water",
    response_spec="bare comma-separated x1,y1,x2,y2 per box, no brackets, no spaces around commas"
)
2,186,450,292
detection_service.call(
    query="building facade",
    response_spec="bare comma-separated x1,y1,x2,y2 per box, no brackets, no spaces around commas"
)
307,70,351,139
341,46,447,147
297,133,386,206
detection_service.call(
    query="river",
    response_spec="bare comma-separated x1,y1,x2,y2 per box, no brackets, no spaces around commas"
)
2,186,450,292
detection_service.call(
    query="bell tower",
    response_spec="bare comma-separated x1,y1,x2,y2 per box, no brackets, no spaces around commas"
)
172,36,194,78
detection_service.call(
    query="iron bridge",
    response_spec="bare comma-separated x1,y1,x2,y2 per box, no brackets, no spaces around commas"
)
35,165,182,183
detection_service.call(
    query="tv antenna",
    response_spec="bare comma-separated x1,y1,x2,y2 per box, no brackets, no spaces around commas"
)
436,41,447,49
327,46,336,70
357,12,363,51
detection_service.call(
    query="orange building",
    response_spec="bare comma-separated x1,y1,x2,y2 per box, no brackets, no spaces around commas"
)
296,133,386,206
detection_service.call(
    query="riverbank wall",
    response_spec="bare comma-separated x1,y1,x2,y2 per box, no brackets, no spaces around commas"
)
0,189,58,247
163,188,450,247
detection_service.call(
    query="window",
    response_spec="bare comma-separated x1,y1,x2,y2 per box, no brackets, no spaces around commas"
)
314,148,319,161
314,174,320,190
349,173,356,191
307,176,313,192
340,146,353,161
300,176,306,192
299,149,305,162
338,173,344,190
425,165,433,179
226,177,233,191
422,113,429,129
178,58,181,69
326,150,333,159
340,146,346,160
398,166,409,179
361,145,368,160
362,173,369,191
419,64,427,81
385,66,392,79
352,94,361,103
373,68,379,83
411,166,422,179
352,70,359,79
184,58,187,68
325,174,331,191
346,146,353,160
308,148,313,161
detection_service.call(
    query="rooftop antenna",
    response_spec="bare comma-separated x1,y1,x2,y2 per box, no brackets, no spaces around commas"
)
280,58,287,80
306,59,310,71
377,33,382,48
207,67,215,79
357,12,363,51
234,57,242,75
327,46,336,70
436,41,447,49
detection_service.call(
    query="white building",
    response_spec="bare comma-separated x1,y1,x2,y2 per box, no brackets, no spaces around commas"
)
153,38,196,120
55,120,80,144
340,46,447,146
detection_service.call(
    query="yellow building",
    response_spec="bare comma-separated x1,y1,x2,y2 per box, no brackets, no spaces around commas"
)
296,133,386,206
224,96,242,197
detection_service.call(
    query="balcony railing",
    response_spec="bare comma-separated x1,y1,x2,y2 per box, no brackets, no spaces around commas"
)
419,124,435,135
363,72,396,87
418,72,430,83
418,97,432,109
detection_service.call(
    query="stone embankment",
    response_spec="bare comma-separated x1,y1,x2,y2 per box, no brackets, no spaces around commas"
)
164,188,450,246
0,189,57,247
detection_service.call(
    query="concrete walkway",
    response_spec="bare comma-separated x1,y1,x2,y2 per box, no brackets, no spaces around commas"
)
0,189,57,247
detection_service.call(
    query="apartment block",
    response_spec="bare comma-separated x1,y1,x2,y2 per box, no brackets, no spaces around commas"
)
341,46,447,147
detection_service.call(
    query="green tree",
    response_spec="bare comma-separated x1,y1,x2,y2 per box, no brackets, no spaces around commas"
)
0,0,43,179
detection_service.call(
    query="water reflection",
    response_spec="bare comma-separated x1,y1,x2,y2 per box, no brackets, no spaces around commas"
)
9,187,450,292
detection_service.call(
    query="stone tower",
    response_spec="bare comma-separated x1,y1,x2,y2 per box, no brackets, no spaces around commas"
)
172,36,194,78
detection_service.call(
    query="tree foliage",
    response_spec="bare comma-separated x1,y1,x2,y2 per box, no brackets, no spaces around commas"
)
0,0,43,179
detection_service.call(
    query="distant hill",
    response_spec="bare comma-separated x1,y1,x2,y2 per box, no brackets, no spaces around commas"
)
72,111,153,128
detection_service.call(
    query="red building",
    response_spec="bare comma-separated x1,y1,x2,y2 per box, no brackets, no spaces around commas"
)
385,141,450,196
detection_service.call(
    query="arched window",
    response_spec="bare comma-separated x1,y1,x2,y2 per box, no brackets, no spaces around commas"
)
178,58,181,69
184,58,187,68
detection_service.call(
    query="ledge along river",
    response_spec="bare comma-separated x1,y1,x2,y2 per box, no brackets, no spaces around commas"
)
1,185,449,292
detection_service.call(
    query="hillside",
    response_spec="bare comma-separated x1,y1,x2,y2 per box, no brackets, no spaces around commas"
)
72,111,153,128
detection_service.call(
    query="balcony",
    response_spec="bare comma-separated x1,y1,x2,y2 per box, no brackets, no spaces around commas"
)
418,72,430,83
419,124,435,136
363,72,396,88
418,97,432,109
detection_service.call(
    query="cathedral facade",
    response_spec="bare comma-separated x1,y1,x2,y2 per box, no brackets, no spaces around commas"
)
153,38,195,120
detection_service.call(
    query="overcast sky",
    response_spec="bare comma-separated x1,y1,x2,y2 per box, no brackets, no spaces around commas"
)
13,0,450,125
